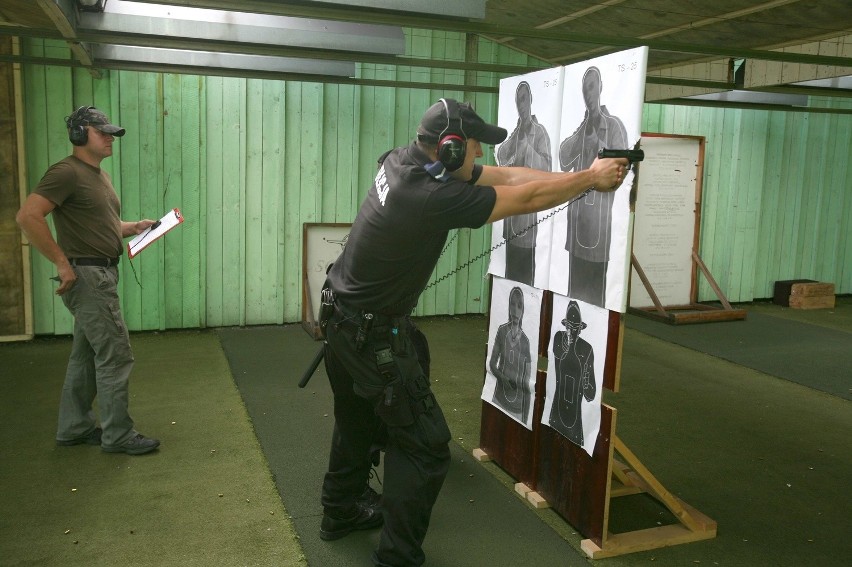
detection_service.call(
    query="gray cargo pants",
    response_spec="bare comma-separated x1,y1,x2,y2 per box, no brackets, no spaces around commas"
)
57,264,136,448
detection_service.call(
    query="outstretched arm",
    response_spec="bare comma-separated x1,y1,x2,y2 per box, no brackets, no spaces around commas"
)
480,157,626,223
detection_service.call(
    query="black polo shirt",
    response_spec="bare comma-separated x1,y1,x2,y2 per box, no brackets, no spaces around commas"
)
327,141,497,314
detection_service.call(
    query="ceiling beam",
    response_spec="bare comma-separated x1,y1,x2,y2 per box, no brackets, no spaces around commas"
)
753,84,852,99
0,51,498,93
122,0,852,68
4,50,850,114
94,44,356,77
547,0,804,64
654,97,852,115
85,3,406,55
0,25,545,76
35,0,99,75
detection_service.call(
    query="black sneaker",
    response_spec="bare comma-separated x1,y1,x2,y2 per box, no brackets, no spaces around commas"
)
56,427,103,446
102,433,160,455
320,504,383,541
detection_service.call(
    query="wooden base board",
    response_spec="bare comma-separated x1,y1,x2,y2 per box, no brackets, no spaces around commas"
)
472,448,492,462
579,442,718,559
628,304,747,325
0,334,32,342
581,517,717,559
473,415,716,560
526,490,550,509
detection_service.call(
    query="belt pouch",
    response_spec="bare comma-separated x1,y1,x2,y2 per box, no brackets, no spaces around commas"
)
373,345,415,427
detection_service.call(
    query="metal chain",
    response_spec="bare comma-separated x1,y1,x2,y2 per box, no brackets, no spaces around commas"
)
420,200,572,295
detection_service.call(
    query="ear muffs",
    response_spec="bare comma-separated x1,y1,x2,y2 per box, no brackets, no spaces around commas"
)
437,98,466,172
66,106,92,146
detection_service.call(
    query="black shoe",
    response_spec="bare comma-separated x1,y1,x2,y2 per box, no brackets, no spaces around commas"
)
56,427,103,446
320,504,383,541
358,467,383,508
102,433,160,455
358,484,382,508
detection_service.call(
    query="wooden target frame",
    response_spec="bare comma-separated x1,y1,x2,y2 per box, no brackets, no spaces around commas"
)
628,133,745,325
476,167,717,558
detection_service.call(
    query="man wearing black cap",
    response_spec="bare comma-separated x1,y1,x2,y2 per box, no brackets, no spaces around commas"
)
319,98,626,566
16,106,161,455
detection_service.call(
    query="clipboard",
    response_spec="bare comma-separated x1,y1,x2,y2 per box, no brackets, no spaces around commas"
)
127,208,184,259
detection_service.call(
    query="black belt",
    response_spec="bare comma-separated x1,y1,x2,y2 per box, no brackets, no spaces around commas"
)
69,257,119,267
333,301,407,325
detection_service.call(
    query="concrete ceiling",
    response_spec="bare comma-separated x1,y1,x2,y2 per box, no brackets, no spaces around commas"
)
1,0,850,111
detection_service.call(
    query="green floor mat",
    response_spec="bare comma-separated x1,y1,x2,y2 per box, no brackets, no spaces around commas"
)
218,324,583,566
626,309,852,400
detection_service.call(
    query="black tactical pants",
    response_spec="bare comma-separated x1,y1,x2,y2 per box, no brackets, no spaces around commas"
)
321,305,451,567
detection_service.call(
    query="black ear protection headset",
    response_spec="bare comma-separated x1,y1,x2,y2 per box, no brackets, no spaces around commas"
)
437,98,467,172
66,106,93,146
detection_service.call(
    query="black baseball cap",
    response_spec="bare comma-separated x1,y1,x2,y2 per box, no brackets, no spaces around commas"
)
81,107,126,137
417,99,507,145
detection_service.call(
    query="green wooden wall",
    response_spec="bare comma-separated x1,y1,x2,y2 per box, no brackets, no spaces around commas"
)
642,100,852,302
20,30,527,334
18,32,851,335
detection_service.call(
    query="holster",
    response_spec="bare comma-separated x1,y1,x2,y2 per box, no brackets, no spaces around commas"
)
318,285,335,340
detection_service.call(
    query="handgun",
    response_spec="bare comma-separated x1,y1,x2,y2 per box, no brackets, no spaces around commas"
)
598,148,645,172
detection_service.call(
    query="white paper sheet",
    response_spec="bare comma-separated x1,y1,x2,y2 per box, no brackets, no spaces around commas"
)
127,208,184,259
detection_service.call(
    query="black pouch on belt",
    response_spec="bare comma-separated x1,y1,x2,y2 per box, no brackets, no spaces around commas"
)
406,374,436,415
373,345,415,427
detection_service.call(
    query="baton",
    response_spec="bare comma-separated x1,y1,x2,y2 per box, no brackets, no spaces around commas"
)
298,344,326,388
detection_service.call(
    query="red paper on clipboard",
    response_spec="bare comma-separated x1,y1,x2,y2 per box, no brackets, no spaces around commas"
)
127,208,184,259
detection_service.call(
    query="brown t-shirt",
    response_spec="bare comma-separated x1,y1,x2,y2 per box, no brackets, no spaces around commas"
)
33,156,123,258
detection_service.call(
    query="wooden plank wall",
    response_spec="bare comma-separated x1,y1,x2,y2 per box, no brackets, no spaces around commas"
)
0,37,28,337
642,101,851,302
17,31,535,334
15,32,850,334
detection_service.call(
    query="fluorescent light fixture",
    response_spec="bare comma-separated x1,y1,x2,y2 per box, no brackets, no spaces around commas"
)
685,90,808,106
93,44,355,77
793,76,852,90
88,1,404,55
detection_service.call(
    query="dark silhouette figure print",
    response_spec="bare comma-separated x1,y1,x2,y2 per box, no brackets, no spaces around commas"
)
549,300,596,446
497,81,552,287
488,286,532,423
559,66,627,307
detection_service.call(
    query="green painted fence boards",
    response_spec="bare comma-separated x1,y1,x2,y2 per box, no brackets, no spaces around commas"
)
16,33,852,335
643,100,852,302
